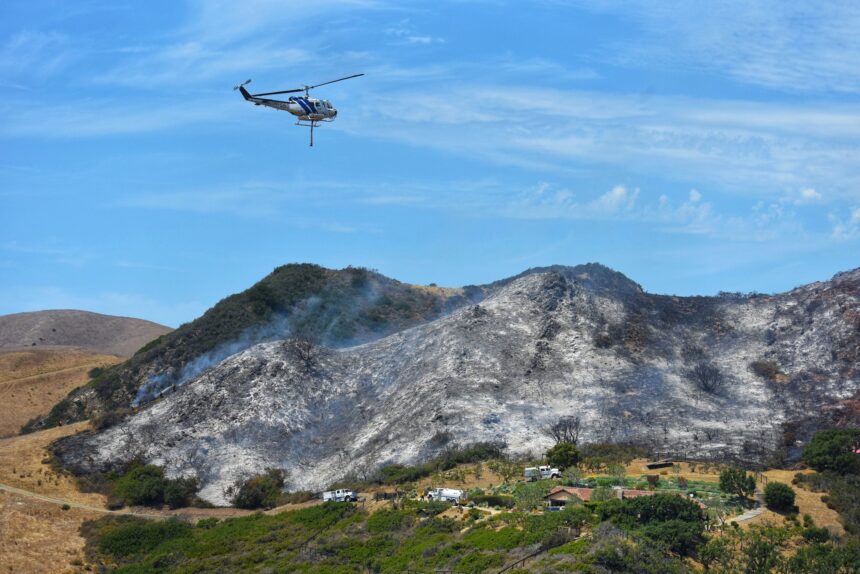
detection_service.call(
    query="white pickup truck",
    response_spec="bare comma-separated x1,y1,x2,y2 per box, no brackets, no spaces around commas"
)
524,465,561,481
426,487,464,503
322,488,358,502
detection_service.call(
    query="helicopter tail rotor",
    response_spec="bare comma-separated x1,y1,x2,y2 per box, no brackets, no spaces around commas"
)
233,79,252,91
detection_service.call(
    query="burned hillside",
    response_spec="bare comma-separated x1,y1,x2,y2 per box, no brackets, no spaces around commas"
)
53,267,860,505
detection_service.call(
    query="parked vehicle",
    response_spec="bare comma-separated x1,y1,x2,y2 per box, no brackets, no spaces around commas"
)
426,487,464,503
524,465,561,481
323,488,358,502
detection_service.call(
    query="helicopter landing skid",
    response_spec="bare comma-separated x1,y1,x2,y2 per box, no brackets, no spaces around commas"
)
295,119,335,147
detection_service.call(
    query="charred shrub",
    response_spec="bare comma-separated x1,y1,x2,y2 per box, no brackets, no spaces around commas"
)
91,408,132,431
750,360,781,381
593,332,613,348
688,362,725,394
680,344,706,362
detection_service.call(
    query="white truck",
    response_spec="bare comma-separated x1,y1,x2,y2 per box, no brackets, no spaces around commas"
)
524,465,561,481
426,487,464,503
322,488,358,502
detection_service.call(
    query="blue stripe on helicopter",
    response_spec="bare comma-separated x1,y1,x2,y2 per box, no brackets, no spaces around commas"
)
296,98,313,115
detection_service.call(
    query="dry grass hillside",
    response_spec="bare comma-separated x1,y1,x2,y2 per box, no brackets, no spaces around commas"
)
0,350,122,438
0,423,106,574
0,309,171,358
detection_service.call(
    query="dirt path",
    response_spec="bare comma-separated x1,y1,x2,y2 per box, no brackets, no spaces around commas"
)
0,360,111,385
0,481,165,519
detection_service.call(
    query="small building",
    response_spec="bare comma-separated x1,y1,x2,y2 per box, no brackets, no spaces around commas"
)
544,486,592,507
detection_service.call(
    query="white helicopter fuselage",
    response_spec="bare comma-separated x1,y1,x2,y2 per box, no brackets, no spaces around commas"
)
284,96,337,122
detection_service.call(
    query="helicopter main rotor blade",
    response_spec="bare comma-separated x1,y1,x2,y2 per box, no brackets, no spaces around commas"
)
306,73,364,90
251,87,304,96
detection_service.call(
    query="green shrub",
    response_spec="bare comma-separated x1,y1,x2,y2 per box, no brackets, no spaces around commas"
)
462,526,523,550
763,482,796,512
599,493,705,526
639,518,704,554
112,465,166,506
801,526,830,543
367,509,413,534
454,551,504,573
230,468,286,509
195,517,218,529
96,518,191,558
802,429,860,475
109,462,199,508
469,494,515,508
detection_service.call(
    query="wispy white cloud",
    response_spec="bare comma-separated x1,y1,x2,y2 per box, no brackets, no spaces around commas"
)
122,182,370,233
568,0,860,94
830,206,860,240
0,98,235,138
0,240,96,267
385,18,445,46
0,30,69,79
340,83,860,202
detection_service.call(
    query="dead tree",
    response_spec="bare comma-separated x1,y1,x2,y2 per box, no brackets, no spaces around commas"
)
283,334,320,374
543,415,583,445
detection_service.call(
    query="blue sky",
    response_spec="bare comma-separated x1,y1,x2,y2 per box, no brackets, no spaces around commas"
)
1,0,858,327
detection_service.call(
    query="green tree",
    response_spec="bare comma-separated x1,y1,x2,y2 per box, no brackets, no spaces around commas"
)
546,442,580,470
230,468,286,509
699,536,731,572
763,482,795,512
562,465,583,486
607,463,626,486
487,459,520,483
802,428,860,475
513,481,548,511
719,467,756,499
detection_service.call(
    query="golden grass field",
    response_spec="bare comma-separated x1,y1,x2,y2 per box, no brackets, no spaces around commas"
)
0,423,107,574
0,349,121,438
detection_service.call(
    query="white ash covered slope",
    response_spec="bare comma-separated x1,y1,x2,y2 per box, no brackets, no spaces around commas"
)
54,268,860,505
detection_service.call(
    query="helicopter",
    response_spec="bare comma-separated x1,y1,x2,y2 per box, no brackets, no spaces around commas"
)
234,73,364,146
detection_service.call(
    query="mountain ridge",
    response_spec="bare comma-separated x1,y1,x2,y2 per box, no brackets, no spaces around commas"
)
52,265,860,504
27,262,634,432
